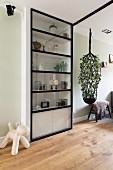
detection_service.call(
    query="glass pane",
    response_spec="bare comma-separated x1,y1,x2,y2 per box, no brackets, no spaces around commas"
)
32,11,71,38
32,91,71,111
32,31,71,55
32,52,71,72
32,73,71,91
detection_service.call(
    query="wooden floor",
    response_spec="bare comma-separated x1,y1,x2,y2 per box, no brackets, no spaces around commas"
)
1,120,113,170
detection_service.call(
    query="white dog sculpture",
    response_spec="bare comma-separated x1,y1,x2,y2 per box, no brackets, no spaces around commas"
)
0,122,30,155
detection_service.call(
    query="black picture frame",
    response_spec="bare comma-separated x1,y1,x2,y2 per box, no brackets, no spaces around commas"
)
109,54,113,63
102,62,107,68
41,101,49,108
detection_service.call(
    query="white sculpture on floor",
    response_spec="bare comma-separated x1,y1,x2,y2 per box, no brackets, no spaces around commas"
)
0,122,30,155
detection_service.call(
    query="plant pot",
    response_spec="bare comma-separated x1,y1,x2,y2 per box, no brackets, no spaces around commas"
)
34,44,41,50
83,97,96,104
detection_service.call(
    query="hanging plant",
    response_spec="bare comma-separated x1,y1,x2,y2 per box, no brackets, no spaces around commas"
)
78,29,101,104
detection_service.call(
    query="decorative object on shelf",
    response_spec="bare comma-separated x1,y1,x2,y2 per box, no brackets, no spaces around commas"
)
41,101,49,108
0,122,30,155
78,29,101,104
38,63,44,70
53,44,58,53
54,63,60,72
48,44,52,52
63,33,68,38
35,104,41,110
56,99,68,106
54,61,67,72
48,78,54,90
42,41,46,51
53,79,59,89
34,81,41,90
61,81,67,89
101,62,107,68
41,84,47,90
49,23,57,33
32,41,41,50
109,54,113,63
60,61,67,72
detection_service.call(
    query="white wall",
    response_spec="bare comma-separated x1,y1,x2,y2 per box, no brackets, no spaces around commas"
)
73,32,113,119
0,7,21,136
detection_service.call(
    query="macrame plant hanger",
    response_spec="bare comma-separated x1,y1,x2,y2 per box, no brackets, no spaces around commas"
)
78,28,101,104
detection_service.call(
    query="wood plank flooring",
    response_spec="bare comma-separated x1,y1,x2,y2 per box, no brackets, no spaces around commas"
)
1,120,113,170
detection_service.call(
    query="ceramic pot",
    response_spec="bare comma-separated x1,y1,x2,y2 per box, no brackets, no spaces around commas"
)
83,97,96,104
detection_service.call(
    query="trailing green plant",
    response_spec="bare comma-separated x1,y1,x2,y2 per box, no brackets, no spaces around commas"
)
78,29,101,104
32,41,41,46
78,53,101,101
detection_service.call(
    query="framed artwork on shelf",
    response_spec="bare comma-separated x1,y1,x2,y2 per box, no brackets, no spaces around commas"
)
101,62,107,68
109,54,113,63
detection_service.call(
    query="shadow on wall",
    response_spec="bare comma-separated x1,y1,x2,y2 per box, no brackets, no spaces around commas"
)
75,105,90,118
105,92,111,105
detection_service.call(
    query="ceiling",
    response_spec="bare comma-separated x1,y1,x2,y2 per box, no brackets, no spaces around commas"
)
0,0,111,23
0,0,113,44
75,3,113,45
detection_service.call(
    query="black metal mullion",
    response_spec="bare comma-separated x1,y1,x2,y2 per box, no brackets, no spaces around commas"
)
32,105,71,113
30,9,33,142
32,28,71,41
32,70,71,74
32,89,71,93
32,49,71,58
71,25,73,129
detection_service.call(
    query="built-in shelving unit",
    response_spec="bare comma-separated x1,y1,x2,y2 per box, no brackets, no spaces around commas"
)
30,8,73,142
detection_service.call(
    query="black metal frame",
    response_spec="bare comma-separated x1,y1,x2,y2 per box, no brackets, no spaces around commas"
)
30,8,73,142
32,49,71,57
32,28,71,41
33,105,71,114
30,9,33,142
32,70,71,74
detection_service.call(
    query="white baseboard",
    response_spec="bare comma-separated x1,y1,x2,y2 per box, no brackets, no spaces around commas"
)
73,115,88,124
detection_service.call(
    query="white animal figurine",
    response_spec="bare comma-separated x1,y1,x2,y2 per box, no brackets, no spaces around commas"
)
0,122,30,155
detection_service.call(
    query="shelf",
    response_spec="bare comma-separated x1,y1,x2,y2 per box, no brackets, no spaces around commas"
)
32,89,71,93
32,28,71,41
32,105,71,113
32,49,71,58
32,30,71,44
32,70,71,74
32,50,71,60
